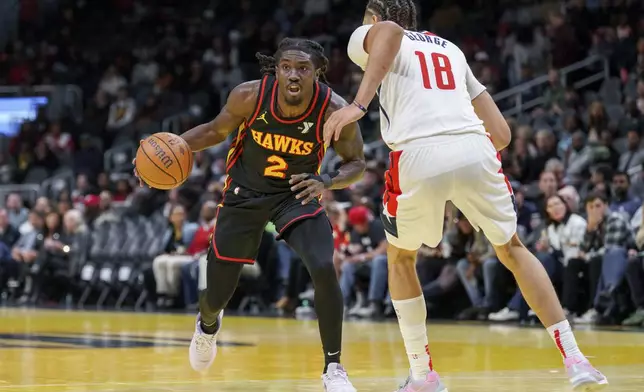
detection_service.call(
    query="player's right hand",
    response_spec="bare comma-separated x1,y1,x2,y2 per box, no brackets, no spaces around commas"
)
132,158,144,187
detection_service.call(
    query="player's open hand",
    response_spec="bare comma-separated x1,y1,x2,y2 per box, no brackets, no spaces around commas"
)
132,158,144,187
323,103,365,147
290,174,325,205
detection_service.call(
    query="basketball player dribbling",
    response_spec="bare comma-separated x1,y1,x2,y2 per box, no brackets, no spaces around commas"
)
136,39,365,391
323,1,608,391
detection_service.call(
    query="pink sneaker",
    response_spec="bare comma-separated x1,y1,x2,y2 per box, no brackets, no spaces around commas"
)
188,311,223,372
395,371,448,392
565,355,608,391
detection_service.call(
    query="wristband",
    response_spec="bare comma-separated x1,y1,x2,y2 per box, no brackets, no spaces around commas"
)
352,101,368,114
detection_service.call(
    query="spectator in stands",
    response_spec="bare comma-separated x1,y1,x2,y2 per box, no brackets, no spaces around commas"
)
491,195,586,321
618,129,644,175
98,65,127,97
338,206,387,318
131,51,159,86
455,231,497,321
106,87,137,131
576,193,637,324
535,170,558,211
559,185,582,213
548,10,582,69
587,102,609,142
564,131,592,187
152,201,216,308
94,191,119,226
624,212,644,326
610,172,641,219
418,212,471,314
0,209,20,248
580,164,613,202
525,130,558,183
5,193,28,230
543,68,566,114
8,212,45,302
43,122,74,157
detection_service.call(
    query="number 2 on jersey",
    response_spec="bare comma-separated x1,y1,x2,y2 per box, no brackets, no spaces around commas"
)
415,51,455,90
264,155,288,179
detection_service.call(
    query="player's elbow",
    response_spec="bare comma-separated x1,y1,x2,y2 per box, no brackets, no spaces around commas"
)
495,121,512,150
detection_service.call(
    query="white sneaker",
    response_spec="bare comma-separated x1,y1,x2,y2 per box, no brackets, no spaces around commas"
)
188,311,223,372
489,307,519,321
574,309,598,324
322,363,357,392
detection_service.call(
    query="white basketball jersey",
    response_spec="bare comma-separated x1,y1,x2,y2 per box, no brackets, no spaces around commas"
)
348,25,487,150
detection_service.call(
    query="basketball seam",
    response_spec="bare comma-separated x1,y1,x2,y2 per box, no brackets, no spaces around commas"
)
140,144,179,184
138,170,175,188
155,134,185,181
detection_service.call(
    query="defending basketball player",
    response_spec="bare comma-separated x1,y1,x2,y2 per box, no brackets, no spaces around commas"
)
135,39,365,391
323,1,608,391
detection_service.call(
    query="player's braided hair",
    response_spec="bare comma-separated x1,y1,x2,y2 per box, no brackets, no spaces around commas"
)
255,38,329,84
366,0,417,30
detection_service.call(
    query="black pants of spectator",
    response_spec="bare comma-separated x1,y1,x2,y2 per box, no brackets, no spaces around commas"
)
0,258,23,294
625,257,644,309
562,258,589,315
29,253,71,301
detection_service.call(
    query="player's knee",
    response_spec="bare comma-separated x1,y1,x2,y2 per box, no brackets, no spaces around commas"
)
492,233,524,270
386,243,416,266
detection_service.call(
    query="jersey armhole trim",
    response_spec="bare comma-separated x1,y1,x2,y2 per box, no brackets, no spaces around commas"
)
315,87,333,144
244,75,270,128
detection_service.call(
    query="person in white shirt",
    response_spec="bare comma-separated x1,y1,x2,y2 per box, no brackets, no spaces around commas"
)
323,1,607,391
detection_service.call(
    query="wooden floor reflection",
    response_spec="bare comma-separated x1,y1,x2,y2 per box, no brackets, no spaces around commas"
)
0,308,642,391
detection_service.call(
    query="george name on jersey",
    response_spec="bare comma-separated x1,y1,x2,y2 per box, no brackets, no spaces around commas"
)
251,129,314,156
404,32,447,48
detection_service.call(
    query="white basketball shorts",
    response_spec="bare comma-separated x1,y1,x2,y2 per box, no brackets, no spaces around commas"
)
381,133,517,250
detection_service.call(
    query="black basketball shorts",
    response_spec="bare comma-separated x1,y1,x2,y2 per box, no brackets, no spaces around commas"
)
210,180,325,264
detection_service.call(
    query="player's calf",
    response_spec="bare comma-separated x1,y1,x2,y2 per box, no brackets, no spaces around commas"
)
493,234,608,389
387,243,440,383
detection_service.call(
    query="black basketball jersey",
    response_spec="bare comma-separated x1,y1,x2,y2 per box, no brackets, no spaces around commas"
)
225,75,332,193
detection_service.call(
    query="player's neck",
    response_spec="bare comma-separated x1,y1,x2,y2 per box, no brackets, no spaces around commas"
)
276,92,313,119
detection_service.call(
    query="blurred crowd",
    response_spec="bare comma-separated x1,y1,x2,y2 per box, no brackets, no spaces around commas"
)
1,0,644,328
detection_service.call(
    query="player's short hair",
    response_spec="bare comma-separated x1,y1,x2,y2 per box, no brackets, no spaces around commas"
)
255,38,329,84
366,0,417,30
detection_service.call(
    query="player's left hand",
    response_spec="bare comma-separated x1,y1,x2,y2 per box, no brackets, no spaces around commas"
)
323,104,365,147
290,174,325,205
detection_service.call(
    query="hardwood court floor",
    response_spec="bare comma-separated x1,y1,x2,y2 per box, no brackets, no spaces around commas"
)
0,308,642,391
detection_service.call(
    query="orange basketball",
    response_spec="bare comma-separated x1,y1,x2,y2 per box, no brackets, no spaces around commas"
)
135,132,193,190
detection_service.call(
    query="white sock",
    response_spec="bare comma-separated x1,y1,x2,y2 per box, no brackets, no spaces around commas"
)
546,319,583,359
392,296,433,380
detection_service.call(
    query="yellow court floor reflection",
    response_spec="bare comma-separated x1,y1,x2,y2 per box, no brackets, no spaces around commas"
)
0,308,642,391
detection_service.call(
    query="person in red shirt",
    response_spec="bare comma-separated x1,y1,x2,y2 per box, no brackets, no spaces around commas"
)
327,203,349,276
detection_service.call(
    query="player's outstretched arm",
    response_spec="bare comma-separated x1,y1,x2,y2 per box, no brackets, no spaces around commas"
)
180,80,260,152
323,21,404,145
290,94,366,204
325,94,367,190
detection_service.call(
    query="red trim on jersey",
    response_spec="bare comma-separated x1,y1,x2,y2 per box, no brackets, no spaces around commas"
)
315,87,333,173
488,135,513,194
423,31,436,36
245,75,270,127
211,207,256,264
383,150,403,217
225,129,247,172
316,87,332,144
277,206,325,236
270,80,320,124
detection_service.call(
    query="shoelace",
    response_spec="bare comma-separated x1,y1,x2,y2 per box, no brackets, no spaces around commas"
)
194,334,214,354
325,369,350,385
